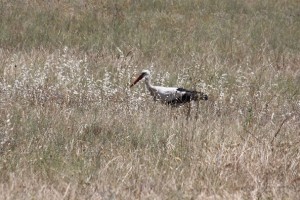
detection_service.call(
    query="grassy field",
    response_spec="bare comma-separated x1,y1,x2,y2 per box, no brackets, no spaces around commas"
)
0,0,300,199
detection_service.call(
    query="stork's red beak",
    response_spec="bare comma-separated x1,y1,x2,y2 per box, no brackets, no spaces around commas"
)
130,73,144,88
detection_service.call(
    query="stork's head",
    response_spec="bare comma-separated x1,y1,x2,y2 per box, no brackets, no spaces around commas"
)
130,70,150,87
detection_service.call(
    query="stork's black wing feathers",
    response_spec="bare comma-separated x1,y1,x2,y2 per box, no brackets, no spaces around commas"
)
167,87,208,106
166,88,199,106
176,87,189,92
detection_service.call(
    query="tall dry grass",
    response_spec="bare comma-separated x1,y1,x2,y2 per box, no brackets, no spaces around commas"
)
0,0,300,199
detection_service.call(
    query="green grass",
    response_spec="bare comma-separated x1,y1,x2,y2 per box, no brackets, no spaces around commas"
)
1,0,299,55
0,0,300,199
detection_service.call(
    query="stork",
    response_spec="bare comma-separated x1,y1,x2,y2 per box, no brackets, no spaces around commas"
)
130,70,208,106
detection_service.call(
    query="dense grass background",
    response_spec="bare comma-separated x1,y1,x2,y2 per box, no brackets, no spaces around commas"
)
0,0,300,199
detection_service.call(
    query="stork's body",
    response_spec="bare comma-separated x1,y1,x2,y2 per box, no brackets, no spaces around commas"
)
130,70,208,106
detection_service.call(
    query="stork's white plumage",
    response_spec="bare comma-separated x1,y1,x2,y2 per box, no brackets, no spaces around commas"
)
130,70,208,106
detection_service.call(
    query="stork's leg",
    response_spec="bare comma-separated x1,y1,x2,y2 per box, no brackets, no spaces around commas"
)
195,100,200,120
170,105,178,120
186,102,191,121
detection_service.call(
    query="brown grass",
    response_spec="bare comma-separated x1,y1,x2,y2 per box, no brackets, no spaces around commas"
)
0,0,300,199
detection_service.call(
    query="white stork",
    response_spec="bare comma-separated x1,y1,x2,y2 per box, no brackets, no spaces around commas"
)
130,70,208,106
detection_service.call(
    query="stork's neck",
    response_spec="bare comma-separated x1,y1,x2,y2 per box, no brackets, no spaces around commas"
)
144,76,154,90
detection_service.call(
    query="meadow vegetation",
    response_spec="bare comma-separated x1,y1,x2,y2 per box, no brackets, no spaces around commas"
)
0,0,300,199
